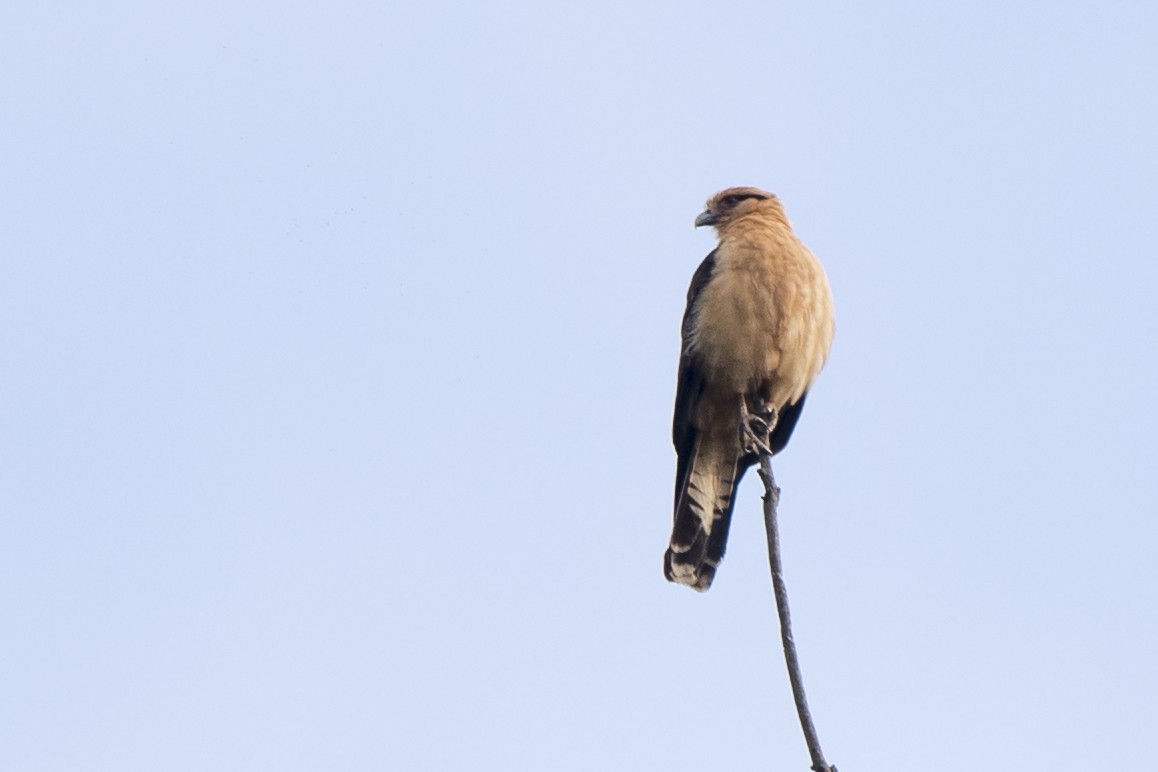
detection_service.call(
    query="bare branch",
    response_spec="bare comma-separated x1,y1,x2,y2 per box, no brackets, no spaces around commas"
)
757,453,837,772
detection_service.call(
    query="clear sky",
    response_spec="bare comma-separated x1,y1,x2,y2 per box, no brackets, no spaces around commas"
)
3,2,1157,770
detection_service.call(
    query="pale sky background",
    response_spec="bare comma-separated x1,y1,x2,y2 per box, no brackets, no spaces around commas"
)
3,2,1157,770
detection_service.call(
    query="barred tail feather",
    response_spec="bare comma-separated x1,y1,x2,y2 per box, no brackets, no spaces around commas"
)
664,440,742,591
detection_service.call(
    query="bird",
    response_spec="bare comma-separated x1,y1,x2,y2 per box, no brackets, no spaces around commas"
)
665,187,835,591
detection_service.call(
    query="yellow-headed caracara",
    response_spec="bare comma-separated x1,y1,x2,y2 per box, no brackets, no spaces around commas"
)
665,187,835,591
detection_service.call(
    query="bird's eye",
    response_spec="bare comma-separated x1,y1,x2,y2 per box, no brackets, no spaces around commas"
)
723,195,742,206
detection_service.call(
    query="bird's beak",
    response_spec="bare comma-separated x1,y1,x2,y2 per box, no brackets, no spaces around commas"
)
694,210,717,228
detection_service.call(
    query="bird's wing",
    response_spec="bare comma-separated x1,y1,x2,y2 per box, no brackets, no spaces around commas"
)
768,392,808,455
671,249,716,506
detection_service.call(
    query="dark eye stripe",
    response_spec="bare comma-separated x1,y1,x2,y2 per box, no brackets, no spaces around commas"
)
723,193,767,206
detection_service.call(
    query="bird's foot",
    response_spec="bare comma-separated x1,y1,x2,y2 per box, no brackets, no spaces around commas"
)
739,396,778,457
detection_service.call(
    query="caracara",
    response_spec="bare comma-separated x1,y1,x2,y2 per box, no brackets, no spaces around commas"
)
665,187,835,591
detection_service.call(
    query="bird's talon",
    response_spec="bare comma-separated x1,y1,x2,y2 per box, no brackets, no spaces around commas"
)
739,397,778,456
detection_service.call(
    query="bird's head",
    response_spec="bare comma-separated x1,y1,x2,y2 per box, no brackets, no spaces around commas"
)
694,187,783,230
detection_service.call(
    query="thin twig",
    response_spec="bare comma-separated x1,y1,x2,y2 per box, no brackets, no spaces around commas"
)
757,453,837,772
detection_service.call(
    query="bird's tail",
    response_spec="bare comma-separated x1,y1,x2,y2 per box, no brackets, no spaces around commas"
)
664,440,744,592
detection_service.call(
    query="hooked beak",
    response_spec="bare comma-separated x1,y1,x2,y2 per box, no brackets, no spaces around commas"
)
694,210,717,228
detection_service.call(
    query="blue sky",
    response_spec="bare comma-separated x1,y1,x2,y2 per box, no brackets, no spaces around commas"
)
3,2,1157,770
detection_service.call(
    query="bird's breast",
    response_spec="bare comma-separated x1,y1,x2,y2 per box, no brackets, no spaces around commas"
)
689,239,833,407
